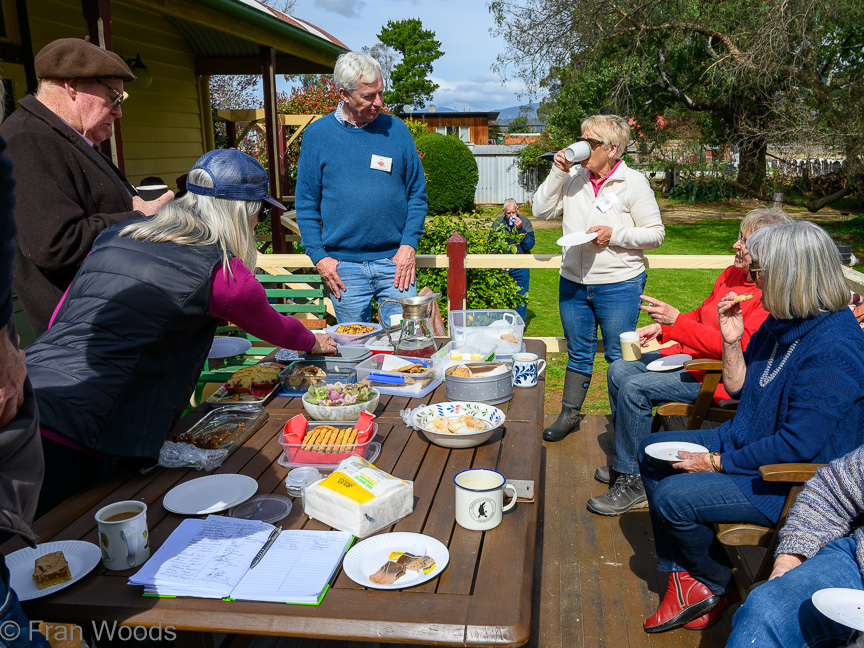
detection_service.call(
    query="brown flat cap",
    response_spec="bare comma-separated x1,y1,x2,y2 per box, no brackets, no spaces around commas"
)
35,38,135,82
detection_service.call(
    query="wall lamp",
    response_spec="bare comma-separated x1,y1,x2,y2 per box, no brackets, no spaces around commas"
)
124,54,152,90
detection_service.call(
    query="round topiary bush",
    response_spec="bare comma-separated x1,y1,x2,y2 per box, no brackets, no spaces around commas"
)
415,133,478,215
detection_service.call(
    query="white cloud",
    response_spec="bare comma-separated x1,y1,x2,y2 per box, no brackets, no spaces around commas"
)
314,0,361,18
428,73,534,112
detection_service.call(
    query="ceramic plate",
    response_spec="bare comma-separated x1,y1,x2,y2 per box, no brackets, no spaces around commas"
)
342,532,450,590
208,337,253,359
412,401,506,434
646,353,693,371
163,474,258,515
556,231,598,247
645,441,709,462
7,540,101,601
813,588,864,631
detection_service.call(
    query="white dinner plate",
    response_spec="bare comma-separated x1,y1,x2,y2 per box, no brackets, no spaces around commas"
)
163,474,258,515
342,532,449,590
7,540,101,601
556,231,598,247
645,441,709,462
646,353,693,372
208,337,253,359
812,588,864,631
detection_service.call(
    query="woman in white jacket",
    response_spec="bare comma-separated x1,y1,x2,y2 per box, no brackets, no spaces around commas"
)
533,114,665,442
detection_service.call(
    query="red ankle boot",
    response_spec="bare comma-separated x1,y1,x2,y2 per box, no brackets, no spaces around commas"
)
684,590,739,630
644,571,721,633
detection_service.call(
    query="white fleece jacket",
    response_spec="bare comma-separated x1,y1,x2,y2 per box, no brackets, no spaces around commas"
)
533,160,665,284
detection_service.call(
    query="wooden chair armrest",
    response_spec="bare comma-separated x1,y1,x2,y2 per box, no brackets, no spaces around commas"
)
716,523,775,547
683,358,723,371
655,403,695,417
758,464,825,482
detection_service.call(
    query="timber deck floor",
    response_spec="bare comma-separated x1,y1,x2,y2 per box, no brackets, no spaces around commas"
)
236,414,738,648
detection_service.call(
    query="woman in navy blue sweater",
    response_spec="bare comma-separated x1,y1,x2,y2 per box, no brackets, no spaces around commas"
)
636,221,864,634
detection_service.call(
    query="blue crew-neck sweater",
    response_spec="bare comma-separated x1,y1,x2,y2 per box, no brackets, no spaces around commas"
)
711,308,864,522
295,112,427,264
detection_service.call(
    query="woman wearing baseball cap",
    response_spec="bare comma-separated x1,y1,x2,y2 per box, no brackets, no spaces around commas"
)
25,149,336,514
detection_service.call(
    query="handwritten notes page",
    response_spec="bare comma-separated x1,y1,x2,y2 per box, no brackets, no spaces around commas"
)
129,516,353,604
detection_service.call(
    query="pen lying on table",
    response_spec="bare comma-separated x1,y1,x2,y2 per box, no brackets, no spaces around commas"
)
249,527,281,569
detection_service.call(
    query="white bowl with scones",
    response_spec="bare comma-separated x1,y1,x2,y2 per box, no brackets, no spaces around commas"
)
411,401,505,448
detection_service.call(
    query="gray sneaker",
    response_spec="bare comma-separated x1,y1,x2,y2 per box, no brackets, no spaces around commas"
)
586,473,649,516
594,466,621,484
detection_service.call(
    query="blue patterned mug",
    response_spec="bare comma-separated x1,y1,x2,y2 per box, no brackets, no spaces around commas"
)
511,352,546,388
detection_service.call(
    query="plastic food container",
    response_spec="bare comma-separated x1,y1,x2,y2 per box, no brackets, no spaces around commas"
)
278,421,381,471
278,362,356,397
324,322,382,346
448,309,525,358
364,336,396,355
298,351,372,373
172,404,268,453
445,362,513,405
448,340,498,362
284,467,322,497
355,354,443,397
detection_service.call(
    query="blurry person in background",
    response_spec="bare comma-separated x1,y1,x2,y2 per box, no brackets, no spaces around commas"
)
493,198,535,321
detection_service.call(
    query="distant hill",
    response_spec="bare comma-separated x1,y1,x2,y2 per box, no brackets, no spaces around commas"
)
496,103,541,123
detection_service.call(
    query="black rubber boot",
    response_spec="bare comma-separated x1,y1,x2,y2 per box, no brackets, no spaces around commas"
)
543,369,591,442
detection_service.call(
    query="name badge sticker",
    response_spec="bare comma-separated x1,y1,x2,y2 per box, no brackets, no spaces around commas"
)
371,155,393,173
596,194,619,213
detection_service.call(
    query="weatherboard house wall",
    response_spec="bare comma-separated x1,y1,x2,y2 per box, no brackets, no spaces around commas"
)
397,111,499,146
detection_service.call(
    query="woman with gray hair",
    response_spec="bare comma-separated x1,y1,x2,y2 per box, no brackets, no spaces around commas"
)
634,221,864,634
26,148,336,515
533,114,665,442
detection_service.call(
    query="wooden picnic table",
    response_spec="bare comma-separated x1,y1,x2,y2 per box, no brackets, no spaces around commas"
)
7,340,546,647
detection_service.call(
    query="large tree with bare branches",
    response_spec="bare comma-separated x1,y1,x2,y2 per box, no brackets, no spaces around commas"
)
490,0,864,208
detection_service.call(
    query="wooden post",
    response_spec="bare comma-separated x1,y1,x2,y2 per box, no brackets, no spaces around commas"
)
15,0,37,93
82,0,125,174
446,232,467,313
225,121,236,149
260,46,285,254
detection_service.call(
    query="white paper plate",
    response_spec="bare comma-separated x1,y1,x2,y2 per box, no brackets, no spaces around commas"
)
208,337,253,359
556,231,598,247
646,353,693,371
342,532,449,590
163,474,258,515
813,588,864,631
7,540,101,601
645,441,709,462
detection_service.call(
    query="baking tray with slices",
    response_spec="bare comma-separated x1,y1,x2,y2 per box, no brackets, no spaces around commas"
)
205,362,284,404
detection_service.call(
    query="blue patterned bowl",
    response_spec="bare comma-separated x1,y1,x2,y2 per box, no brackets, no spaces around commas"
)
411,401,505,448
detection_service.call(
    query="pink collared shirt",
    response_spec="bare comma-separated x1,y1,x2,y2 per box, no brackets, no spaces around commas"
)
589,159,622,197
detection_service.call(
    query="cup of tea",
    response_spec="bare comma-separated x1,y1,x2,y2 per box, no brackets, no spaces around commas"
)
619,331,641,361
511,352,546,388
564,140,591,164
454,469,518,531
135,184,169,201
95,500,150,570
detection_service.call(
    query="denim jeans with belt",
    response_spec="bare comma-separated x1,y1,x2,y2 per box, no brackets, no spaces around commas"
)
331,258,416,325
607,353,703,475
637,428,774,594
727,536,862,647
558,272,645,374
0,554,50,647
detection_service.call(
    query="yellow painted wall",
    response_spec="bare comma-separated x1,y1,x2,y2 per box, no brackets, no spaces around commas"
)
3,0,207,188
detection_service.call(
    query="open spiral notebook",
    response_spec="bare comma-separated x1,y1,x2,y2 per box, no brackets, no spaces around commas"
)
129,516,353,604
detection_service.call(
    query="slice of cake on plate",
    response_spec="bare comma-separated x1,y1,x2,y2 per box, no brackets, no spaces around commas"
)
32,550,72,589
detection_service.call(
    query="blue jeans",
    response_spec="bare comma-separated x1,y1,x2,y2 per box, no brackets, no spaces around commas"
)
332,259,416,325
728,537,862,647
509,268,530,322
607,354,702,474
637,429,774,594
558,273,646,374
0,554,50,647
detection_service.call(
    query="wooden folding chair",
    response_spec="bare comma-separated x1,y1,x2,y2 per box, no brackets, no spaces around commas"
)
717,462,823,601
652,358,738,431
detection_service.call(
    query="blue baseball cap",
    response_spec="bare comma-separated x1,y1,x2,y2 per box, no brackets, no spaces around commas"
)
187,148,286,210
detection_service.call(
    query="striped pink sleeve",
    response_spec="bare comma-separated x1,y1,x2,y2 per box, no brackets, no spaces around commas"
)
209,257,316,352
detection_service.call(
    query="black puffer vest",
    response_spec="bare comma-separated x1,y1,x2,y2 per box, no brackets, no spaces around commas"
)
25,222,223,460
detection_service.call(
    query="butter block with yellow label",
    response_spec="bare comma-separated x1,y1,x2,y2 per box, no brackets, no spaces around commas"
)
303,455,413,537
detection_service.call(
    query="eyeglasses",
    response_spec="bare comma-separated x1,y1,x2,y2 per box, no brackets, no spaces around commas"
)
96,79,126,108
257,205,271,224
576,136,609,149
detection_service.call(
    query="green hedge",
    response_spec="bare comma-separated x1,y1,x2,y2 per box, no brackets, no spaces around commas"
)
416,133,478,215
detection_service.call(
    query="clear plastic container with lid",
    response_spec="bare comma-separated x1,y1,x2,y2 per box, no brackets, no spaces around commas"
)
448,309,525,358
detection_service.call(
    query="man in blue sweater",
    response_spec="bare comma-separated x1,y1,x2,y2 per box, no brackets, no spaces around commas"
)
296,52,427,325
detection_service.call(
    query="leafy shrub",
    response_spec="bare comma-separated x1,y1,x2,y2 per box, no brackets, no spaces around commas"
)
403,117,431,141
416,213,527,318
415,133,479,215
668,162,738,204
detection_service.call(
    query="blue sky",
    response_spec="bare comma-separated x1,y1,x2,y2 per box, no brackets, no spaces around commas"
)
277,0,534,111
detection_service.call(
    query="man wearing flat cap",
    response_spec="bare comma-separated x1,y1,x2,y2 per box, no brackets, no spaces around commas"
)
0,38,173,337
